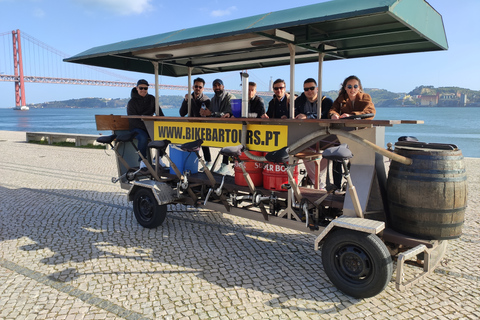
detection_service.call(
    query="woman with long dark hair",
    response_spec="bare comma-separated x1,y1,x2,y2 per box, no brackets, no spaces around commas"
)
329,75,375,119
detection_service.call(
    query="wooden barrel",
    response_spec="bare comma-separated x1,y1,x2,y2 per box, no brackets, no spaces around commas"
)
387,143,467,240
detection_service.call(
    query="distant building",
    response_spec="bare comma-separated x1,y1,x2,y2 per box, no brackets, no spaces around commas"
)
420,94,439,106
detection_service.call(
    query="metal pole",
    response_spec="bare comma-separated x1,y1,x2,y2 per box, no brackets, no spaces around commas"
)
288,43,295,119
187,67,193,116
317,50,325,119
153,61,159,116
241,72,249,117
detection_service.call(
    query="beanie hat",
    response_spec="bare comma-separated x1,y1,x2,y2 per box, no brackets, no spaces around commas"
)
212,79,223,86
137,79,149,86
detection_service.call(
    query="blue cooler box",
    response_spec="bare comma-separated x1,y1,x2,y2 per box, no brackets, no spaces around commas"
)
169,145,198,174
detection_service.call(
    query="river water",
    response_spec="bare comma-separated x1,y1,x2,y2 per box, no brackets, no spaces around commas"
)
1,106,479,158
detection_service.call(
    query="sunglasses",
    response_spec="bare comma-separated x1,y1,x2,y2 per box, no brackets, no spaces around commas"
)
347,85,359,89
194,85,203,89
304,86,316,91
273,86,285,91
138,87,149,90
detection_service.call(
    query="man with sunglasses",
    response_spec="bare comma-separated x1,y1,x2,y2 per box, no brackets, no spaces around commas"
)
294,78,333,119
179,77,213,169
262,79,290,119
127,79,165,167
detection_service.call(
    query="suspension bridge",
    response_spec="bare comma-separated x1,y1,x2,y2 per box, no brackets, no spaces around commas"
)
0,30,271,110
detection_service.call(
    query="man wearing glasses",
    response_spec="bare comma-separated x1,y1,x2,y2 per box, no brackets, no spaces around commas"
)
262,79,290,119
127,79,165,167
179,77,213,169
294,78,333,119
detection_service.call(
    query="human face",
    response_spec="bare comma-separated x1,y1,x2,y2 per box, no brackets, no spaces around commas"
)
248,85,257,99
273,83,286,99
136,85,149,97
213,82,224,94
345,79,360,100
303,82,317,101
193,81,204,96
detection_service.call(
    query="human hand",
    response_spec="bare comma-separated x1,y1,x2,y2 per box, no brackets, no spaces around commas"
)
339,113,351,119
222,113,231,118
330,114,340,120
200,108,212,117
295,114,306,119
184,94,189,100
281,115,288,119
261,114,269,119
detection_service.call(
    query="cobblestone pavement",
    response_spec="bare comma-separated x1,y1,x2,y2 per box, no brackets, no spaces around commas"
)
1,130,479,320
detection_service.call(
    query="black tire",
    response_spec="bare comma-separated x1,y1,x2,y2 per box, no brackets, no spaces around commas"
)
132,188,167,228
322,229,393,298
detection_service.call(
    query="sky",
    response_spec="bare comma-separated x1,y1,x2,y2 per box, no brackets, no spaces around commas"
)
0,0,477,108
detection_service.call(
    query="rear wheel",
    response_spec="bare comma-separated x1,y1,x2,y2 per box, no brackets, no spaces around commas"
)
133,188,167,228
322,229,392,298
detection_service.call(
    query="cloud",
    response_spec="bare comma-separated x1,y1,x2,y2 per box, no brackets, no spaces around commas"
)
32,8,45,18
73,0,154,16
211,6,237,17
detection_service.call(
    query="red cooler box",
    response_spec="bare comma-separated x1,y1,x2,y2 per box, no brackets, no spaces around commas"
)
263,162,298,191
234,151,264,187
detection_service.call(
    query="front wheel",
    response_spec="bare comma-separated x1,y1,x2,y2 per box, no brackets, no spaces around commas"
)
133,188,167,228
322,229,393,299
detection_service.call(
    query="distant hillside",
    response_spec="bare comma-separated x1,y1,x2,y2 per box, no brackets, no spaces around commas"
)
26,86,480,109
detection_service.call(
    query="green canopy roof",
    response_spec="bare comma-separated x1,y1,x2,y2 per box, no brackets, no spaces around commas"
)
64,0,447,77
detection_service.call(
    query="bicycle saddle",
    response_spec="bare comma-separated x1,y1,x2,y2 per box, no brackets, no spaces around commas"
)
96,134,117,144
148,140,171,156
179,139,203,152
265,146,290,164
220,145,244,158
116,131,138,142
322,144,353,162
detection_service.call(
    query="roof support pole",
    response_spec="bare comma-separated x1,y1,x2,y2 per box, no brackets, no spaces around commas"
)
241,72,249,117
288,43,296,119
187,66,193,116
317,48,325,119
152,61,159,116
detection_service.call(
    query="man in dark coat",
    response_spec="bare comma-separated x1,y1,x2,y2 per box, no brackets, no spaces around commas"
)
127,79,164,164
248,82,265,118
179,77,213,168
294,78,333,120
262,78,290,119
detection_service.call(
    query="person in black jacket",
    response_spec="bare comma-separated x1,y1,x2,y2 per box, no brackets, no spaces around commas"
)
247,82,265,118
179,77,213,167
294,78,342,189
127,79,164,164
262,79,290,119
294,78,333,120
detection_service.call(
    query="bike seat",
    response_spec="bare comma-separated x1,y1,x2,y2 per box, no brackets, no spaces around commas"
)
398,136,418,142
179,139,203,152
96,134,117,144
116,131,138,142
322,144,353,162
148,140,171,156
220,145,244,158
265,146,290,164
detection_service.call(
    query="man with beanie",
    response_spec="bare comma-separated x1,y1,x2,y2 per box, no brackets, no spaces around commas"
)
127,79,164,167
201,79,235,174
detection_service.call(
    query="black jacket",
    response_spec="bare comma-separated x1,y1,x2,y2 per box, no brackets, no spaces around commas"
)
294,93,333,119
249,95,265,118
266,94,290,119
179,93,211,117
126,88,164,131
